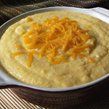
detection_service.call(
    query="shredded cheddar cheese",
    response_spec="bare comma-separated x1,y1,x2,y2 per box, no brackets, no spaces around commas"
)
13,17,95,67
27,52,34,67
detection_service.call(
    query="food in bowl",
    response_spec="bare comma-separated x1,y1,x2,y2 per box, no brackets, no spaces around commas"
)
0,10,109,88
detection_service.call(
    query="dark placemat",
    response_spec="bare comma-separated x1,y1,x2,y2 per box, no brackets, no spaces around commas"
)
0,0,109,109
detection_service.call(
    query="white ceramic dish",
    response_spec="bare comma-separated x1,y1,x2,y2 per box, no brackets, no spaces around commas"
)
0,6,109,92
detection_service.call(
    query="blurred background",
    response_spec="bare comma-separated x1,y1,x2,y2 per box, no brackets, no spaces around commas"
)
0,0,109,8
0,0,109,25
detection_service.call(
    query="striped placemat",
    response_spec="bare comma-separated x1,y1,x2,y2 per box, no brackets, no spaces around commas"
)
0,0,109,109
1,88,109,109
0,89,44,109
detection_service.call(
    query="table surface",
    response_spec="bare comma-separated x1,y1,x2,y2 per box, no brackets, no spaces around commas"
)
0,0,109,109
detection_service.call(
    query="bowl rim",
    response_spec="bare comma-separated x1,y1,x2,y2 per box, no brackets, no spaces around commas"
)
0,6,109,92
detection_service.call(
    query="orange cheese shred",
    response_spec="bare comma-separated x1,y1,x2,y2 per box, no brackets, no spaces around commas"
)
12,51,25,58
87,57,96,63
27,52,34,67
15,44,23,49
